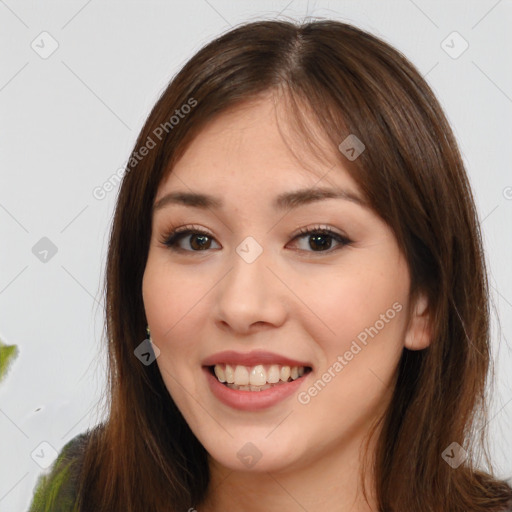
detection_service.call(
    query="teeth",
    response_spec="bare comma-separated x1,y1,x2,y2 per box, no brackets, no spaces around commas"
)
213,363,308,388
268,364,280,383
225,364,235,383
249,365,266,386
234,365,250,386
214,365,226,383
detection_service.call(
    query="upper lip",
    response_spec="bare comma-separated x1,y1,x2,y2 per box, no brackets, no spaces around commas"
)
202,350,312,368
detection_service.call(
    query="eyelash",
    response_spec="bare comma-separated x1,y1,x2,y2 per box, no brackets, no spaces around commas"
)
159,224,352,255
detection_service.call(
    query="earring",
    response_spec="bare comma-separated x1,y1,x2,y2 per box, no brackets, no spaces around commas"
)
146,325,151,340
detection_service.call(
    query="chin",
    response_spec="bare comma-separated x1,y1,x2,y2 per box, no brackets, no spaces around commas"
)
202,435,303,474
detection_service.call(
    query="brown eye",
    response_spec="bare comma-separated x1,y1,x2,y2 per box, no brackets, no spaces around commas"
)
189,233,212,250
162,228,221,252
308,233,333,251
289,227,352,253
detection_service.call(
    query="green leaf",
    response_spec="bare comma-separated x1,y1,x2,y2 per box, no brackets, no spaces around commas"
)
0,339,19,384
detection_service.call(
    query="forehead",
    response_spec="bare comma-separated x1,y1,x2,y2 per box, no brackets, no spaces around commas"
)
157,96,361,200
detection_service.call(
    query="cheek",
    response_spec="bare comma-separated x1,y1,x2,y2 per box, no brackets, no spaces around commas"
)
295,264,408,438
296,260,409,350
143,254,206,333
142,257,202,366
143,259,208,414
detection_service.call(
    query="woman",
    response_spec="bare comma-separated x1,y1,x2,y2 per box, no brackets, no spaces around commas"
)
29,18,512,512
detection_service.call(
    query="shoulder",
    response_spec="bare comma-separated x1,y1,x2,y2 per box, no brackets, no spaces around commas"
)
28,430,93,512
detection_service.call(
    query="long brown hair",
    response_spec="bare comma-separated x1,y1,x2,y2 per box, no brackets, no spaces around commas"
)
74,19,512,511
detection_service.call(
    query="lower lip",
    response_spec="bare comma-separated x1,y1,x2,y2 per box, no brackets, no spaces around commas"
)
203,367,309,411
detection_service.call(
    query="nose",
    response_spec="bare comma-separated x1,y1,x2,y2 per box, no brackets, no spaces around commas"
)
213,242,288,334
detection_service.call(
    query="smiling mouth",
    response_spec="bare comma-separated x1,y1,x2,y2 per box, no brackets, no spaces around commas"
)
208,363,312,391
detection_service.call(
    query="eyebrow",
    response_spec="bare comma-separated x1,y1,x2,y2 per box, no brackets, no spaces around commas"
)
153,186,368,212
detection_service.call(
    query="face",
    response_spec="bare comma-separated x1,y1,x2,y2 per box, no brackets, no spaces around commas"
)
142,95,429,474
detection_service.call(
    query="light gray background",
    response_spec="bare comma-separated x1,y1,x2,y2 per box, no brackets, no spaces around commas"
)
1,1,511,510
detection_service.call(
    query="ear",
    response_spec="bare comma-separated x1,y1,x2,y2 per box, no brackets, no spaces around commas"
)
404,292,431,350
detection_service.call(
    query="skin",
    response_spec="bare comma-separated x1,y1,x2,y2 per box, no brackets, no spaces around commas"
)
142,94,431,512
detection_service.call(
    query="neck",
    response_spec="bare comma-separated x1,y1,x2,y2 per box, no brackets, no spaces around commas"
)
198,427,380,512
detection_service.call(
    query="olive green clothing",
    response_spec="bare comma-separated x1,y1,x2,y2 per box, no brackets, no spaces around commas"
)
28,432,88,512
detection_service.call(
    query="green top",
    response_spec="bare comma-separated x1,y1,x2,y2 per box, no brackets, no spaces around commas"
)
28,432,88,512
